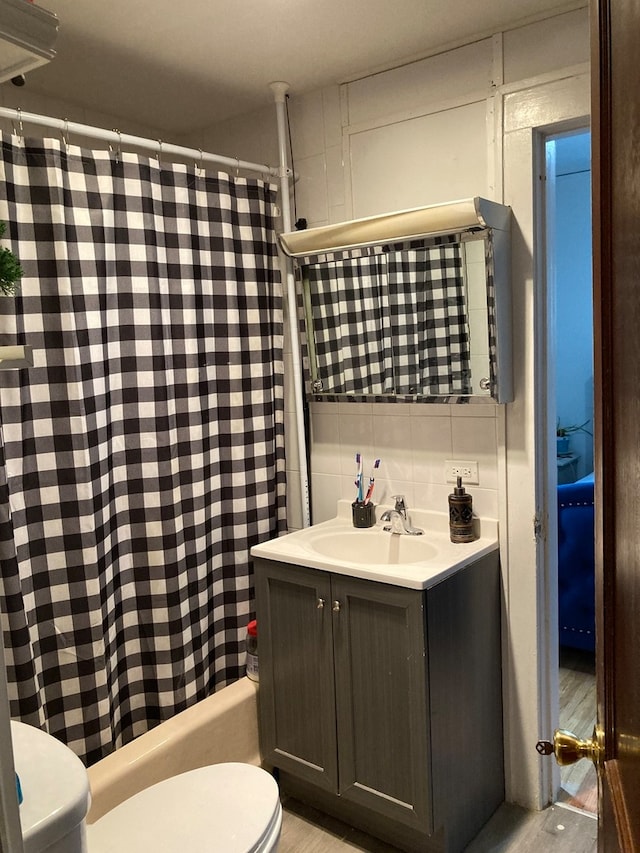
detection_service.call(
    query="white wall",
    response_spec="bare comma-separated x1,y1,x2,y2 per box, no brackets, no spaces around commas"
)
0,85,168,149
191,6,591,812
554,136,593,479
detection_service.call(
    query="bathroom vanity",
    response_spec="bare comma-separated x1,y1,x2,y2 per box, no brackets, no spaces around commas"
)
251,504,504,853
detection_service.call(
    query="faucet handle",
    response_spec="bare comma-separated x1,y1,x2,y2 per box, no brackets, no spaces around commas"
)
392,495,406,513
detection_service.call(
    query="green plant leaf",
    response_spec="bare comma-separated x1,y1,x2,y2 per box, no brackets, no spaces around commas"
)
556,418,592,437
0,223,23,295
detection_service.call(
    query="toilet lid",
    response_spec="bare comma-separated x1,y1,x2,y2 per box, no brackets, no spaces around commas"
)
87,763,281,853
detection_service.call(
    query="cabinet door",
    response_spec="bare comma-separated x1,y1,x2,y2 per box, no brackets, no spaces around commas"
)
254,560,338,792
332,575,432,833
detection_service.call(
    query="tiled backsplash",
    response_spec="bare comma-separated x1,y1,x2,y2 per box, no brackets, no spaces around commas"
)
307,401,499,526
283,320,500,533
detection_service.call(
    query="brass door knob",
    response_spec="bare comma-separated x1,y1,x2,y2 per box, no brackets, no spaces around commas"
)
536,727,604,767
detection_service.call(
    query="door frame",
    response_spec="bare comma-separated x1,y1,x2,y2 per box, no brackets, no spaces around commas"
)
534,122,594,808
499,66,590,809
533,122,561,807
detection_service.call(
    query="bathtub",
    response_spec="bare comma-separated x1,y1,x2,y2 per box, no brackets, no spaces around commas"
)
86,677,261,823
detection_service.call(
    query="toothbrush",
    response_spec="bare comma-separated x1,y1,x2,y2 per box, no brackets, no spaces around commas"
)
364,458,380,504
355,452,363,502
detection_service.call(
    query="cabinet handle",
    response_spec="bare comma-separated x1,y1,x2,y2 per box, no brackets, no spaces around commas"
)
317,598,325,610
332,600,341,612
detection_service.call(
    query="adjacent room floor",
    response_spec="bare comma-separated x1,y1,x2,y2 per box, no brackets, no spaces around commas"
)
557,646,598,815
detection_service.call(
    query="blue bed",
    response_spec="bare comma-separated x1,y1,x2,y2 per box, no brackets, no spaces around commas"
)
557,472,595,652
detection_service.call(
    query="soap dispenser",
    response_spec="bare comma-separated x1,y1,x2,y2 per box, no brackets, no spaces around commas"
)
448,477,476,543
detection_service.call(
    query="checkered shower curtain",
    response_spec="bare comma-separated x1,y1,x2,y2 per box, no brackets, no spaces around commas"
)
303,239,472,397
0,132,286,764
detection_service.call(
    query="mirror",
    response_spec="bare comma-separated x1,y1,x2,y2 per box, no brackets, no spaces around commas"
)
299,232,507,402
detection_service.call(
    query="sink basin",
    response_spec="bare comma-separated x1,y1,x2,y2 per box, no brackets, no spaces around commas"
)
305,529,438,565
250,499,499,589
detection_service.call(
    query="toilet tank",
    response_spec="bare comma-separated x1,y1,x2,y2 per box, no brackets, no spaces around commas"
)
10,720,90,853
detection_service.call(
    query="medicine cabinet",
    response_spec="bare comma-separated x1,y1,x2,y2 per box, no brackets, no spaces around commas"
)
279,197,513,404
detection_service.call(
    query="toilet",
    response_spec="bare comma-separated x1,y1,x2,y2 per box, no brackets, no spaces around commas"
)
11,720,282,853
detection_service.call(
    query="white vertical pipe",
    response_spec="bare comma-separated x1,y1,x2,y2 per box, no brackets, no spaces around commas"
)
269,82,311,528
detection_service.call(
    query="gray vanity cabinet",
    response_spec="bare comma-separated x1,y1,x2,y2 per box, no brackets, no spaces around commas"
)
254,552,503,853
332,574,431,831
253,562,339,793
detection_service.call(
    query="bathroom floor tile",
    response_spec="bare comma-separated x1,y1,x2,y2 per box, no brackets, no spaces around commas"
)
279,797,597,852
279,797,401,851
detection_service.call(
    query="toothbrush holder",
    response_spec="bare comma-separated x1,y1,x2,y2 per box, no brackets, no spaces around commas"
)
352,501,376,528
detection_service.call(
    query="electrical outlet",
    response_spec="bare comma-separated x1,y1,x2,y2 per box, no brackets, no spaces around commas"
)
445,460,479,484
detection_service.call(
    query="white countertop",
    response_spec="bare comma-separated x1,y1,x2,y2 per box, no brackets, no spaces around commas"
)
250,501,499,590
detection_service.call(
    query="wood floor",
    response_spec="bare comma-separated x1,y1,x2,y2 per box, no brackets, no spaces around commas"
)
556,647,598,815
277,646,598,852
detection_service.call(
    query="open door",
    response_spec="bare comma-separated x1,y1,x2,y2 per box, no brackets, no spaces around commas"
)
537,1,640,848
592,0,640,848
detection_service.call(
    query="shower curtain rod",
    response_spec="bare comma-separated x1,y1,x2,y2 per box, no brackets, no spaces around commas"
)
0,106,279,177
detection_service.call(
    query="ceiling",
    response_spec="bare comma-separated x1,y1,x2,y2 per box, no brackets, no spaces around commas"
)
22,0,578,135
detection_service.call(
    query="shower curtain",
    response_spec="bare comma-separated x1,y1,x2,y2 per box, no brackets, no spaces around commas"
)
0,131,286,764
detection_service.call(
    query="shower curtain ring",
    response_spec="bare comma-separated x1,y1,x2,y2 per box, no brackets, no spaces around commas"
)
61,118,70,149
12,107,24,143
157,139,163,169
236,157,240,178
109,129,122,164
197,148,204,177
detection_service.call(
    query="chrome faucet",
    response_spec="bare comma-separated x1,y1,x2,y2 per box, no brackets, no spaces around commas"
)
380,495,423,535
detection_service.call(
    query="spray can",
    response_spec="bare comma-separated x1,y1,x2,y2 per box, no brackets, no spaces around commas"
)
246,620,259,682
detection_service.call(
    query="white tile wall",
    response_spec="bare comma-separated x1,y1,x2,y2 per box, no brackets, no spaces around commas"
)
288,89,326,160
294,152,328,228
188,104,280,170
325,144,345,210
308,400,499,525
